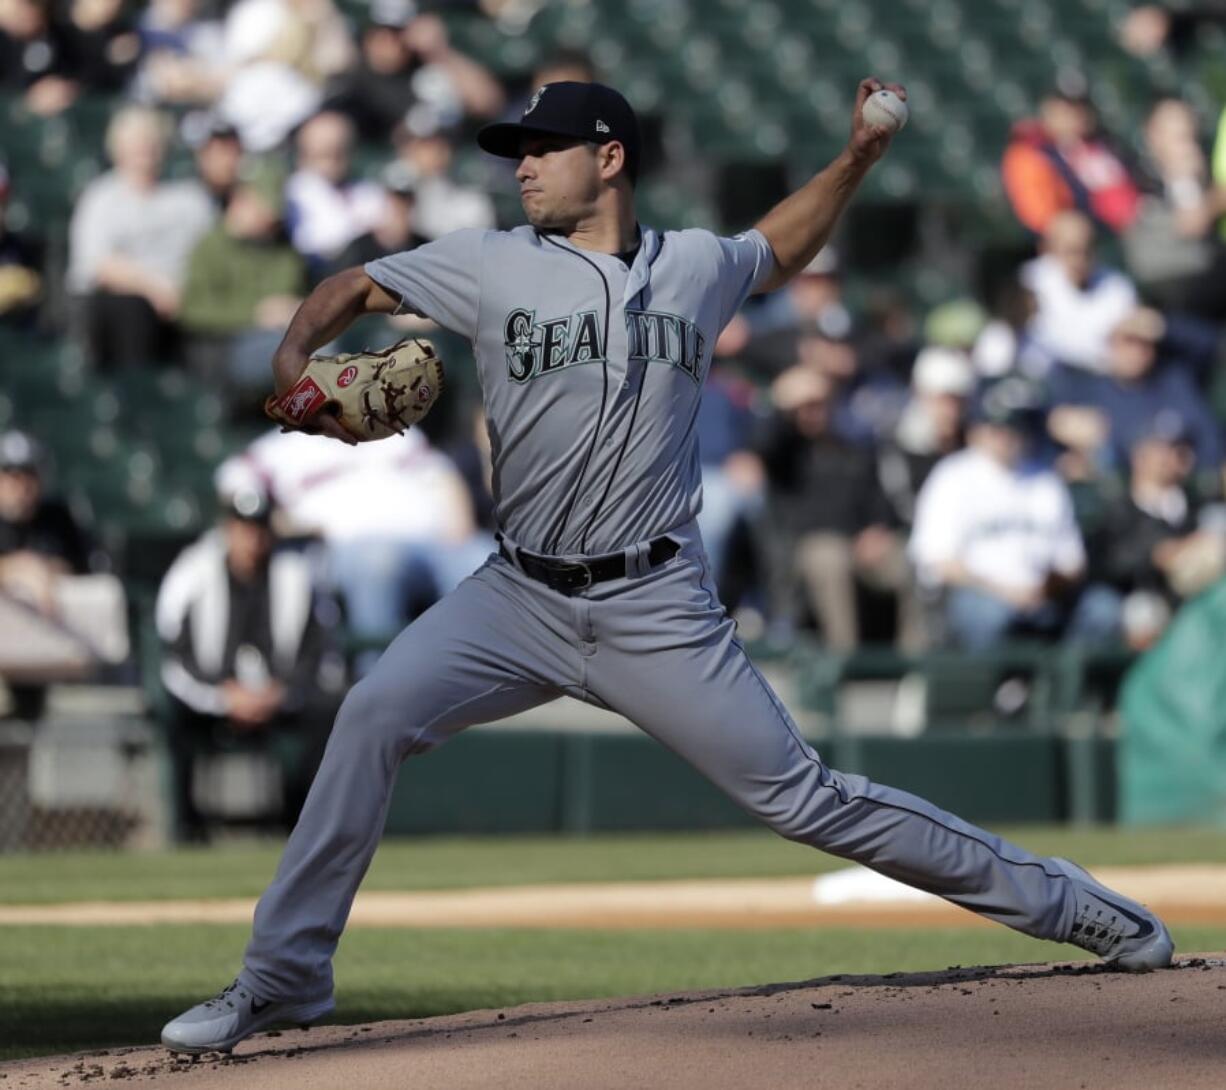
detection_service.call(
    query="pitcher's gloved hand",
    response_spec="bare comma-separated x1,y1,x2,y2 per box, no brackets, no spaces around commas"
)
265,339,445,442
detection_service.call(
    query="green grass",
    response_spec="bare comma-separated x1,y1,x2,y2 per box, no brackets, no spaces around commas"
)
3,827,1224,1062
2,826,1225,904
4,923,1226,1062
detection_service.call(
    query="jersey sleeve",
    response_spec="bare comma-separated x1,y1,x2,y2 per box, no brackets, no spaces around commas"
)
364,228,487,340
712,229,777,330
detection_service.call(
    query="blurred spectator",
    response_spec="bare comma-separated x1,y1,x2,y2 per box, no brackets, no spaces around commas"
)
325,0,419,140
879,346,974,530
1124,98,1226,318
133,0,226,106
397,8,503,122
67,106,215,368
188,118,243,211
285,110,387,270
971,279,1056,380
155,487,343,842
0,431,127,720
327,162,428,274
0,0,77,115
921,299,986,358
529,47,595,87
181,159,306,412
1096,421,1226,649
735,246,852,374
757,366,919,651
1020,211,1138,373
910,379,1121,650
280,0,356,82
223,0,354,84
215,428,494,673
1046,307,1224,480
62,0,141,94
391,117,497,240
502,46,597,118
1002,86,1141,236
795,315,908,449
0,432,89,604
859,287,923,380
216,0,324,152
1120,4,1226,59
327,1,503,142
0,163,43,327
695,370,765,592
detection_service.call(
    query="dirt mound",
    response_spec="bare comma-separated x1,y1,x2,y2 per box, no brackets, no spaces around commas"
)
5,957,1224,1089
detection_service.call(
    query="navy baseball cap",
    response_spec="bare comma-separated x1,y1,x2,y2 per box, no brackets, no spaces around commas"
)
970,376,1046,430
478,81,641,182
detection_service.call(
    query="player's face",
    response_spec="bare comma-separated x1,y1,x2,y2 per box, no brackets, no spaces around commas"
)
515,134,602,230
224,517,274,578
0,468,39,522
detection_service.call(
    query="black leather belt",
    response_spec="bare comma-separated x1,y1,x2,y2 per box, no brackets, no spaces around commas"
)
499,536,680,594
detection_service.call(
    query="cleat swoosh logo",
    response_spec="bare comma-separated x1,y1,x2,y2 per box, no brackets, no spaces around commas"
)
251,998,272,1014
1094,894,1154,938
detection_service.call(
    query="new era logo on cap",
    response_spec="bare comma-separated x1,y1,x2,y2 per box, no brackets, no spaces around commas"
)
595,120,610,133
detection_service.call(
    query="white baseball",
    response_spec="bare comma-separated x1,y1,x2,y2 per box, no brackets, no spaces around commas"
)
862,88,908,133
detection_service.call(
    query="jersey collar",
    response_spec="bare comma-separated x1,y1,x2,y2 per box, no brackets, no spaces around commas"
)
535,225,662,305
623,226,661,304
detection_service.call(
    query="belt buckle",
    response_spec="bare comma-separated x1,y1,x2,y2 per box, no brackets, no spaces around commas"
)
558,560,593,591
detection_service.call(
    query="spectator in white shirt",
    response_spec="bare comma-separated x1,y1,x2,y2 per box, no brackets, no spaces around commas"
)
910,378,1122,650
216,427,495,672
216,0,324,152
1020,211,1138,373
285,110,387,271
67,105,215,368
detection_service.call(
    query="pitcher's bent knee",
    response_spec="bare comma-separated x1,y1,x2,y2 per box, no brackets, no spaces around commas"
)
745,766,841,844
331,676,417,756
759,802,824,844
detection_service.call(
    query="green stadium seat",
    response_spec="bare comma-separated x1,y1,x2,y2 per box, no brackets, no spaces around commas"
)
792,642,1060,734
921,646,1056,732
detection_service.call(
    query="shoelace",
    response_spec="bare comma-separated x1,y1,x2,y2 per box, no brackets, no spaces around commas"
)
203,981,251,1011
1068,902,1128,956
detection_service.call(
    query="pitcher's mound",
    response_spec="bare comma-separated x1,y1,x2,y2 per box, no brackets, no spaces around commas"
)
9,957,1225,1090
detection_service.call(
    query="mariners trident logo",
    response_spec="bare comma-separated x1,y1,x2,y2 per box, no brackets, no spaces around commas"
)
524,86,546,115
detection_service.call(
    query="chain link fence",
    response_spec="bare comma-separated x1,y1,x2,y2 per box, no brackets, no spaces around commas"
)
0,687,165,852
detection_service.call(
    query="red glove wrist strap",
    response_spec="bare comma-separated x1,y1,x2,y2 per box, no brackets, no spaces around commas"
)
277,374,329,424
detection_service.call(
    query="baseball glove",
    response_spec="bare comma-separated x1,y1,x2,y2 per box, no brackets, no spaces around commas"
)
264,338,445,441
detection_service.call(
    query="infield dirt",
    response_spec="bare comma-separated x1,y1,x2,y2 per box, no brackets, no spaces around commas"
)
4,863,1226,929
4,956,1224,1090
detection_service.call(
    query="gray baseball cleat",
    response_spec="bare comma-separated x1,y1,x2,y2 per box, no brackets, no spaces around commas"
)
1052,857,1174,971
161,979,335,1054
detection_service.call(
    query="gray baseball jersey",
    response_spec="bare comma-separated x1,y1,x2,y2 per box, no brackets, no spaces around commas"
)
365,225,772,555
237,224,1087,1003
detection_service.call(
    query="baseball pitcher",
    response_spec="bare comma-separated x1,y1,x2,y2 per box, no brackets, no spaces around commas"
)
162,79,1172,1053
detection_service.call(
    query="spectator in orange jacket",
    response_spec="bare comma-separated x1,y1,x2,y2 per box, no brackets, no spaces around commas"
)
1002,88,1141,237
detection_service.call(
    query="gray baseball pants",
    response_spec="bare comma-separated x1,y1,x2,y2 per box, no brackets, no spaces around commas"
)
240,520,1077,1002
